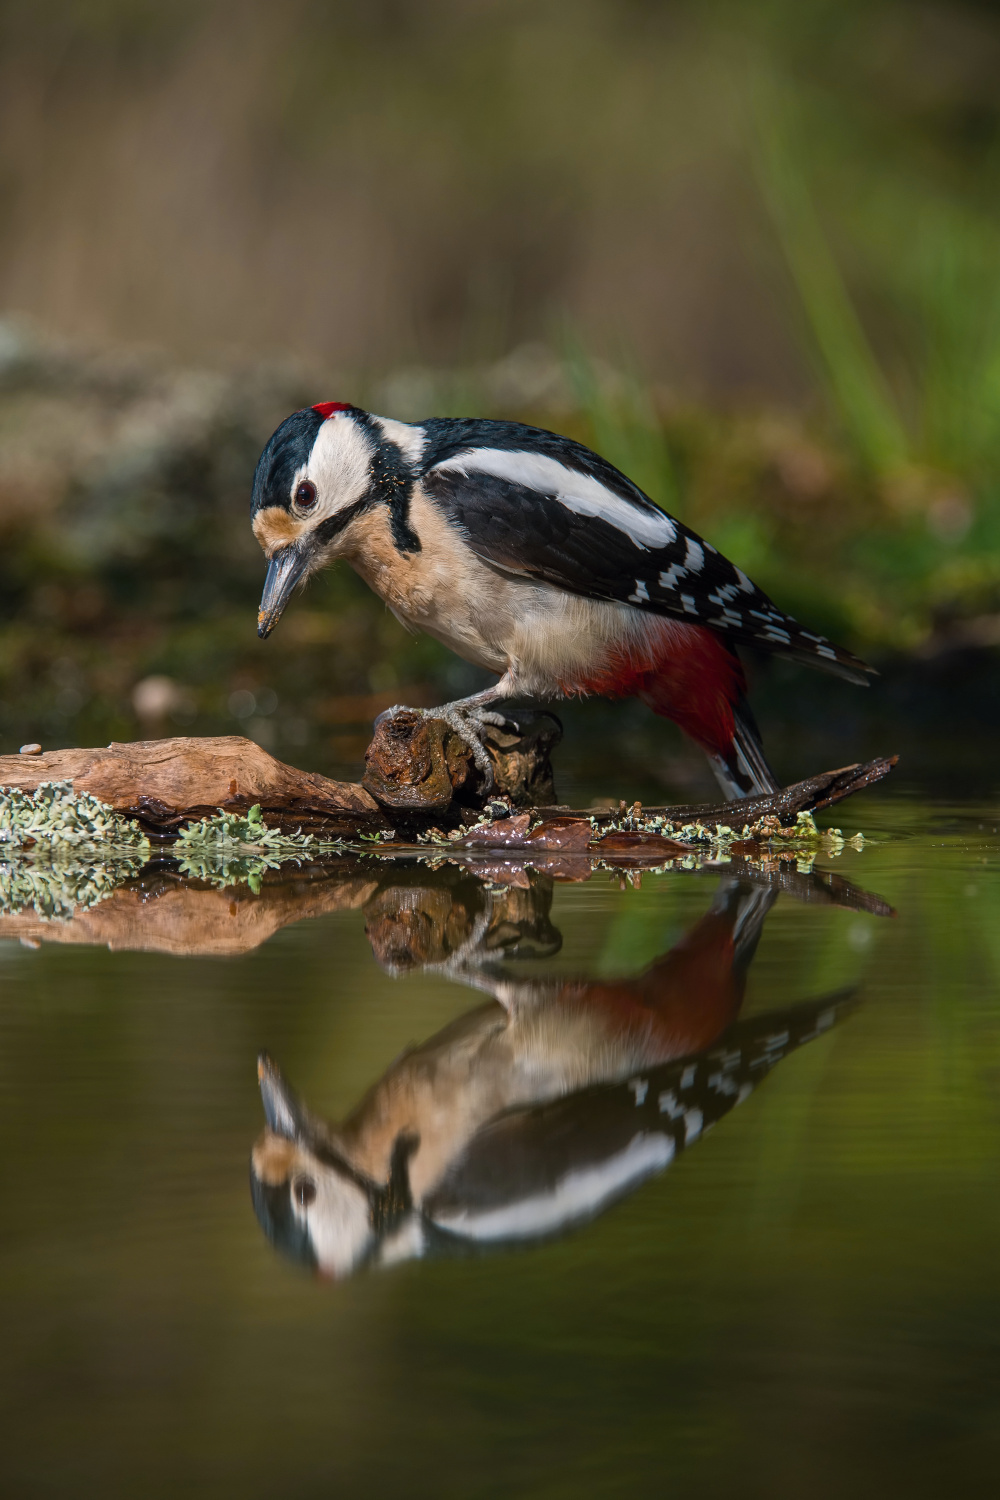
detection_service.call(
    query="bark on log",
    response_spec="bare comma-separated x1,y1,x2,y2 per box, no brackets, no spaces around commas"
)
578,755,899,832
0,727,896,840
0,735,390,836
361,710,560,810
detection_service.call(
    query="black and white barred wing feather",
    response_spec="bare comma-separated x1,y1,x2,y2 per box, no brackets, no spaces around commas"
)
422,990,858,1248
420,424,870,684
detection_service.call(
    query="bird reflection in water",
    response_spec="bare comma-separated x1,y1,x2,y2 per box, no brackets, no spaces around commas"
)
251,871,858,1277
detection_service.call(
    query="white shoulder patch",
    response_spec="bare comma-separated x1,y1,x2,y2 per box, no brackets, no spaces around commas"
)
303,414,374,520
429,1133,675,1243
433,447,676,550
372,414,426,467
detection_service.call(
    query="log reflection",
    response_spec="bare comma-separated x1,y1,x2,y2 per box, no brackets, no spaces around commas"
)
0,842,892,957
250,877,855,1278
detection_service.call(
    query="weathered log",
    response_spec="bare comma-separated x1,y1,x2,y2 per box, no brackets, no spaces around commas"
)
362,709,561,810
0,735,390,836
0,716,563,834
579,755,899,832
0,727,896,842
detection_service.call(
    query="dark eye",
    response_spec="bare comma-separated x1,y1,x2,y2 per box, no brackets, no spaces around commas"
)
293,1175,317,1208
294,480,317,511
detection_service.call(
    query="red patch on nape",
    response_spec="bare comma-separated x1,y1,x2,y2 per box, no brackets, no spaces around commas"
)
312,401,353,419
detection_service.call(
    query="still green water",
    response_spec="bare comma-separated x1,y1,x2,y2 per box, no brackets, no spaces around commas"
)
1,794,998,1498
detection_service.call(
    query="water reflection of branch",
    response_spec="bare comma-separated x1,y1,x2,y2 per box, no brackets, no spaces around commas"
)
0,845,893,957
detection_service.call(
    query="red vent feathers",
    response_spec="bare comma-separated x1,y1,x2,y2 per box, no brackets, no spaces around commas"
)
312,402,352,419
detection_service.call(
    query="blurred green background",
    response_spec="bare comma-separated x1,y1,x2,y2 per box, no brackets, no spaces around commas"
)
2,0,999,792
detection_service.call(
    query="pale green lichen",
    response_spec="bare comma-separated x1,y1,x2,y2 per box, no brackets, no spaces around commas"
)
0,780,870,917
591,804,858,852
0,782,150,918
0,852,148,920
0,781,149,854
172,803,349,889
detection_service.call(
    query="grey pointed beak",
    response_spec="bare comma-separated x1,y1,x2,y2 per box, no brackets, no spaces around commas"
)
256,1052,330,1157
257,1052,309,1140
257,545,308,639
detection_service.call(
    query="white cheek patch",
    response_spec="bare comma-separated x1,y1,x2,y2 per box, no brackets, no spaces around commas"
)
302,415,375,521
298,1167,375,1278
434,448,677,550
373,415,426,467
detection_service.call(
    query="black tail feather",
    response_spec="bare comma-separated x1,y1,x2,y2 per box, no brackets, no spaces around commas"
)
709,700,781,801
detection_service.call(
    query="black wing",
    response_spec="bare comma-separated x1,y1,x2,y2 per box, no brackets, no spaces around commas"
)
422,990,858,1245
419,419,870,684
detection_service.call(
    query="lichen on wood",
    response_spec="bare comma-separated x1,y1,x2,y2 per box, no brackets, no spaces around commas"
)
0,780,150,853
0,726,897,920
172,803,350,890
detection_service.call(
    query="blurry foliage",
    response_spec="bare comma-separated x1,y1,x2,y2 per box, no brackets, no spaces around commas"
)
1,0,1000,772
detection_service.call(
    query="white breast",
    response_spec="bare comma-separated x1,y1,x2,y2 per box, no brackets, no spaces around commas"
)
339,488,656,696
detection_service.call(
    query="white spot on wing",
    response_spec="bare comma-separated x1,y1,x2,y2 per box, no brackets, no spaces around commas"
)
433,448,677,549
734,567,755,593
680,594,699,615
658,564,687,590
708,1070,738,1097
684,537,705,571
628,1077,649,1105
629,580,650,604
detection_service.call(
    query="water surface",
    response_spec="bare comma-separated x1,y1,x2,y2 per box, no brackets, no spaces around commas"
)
1,795,998,1497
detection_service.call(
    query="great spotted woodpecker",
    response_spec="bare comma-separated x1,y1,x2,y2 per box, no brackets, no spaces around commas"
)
251,403,872,798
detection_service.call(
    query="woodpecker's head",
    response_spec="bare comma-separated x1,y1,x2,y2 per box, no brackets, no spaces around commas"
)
250,1052,417,1278
251,401,421,638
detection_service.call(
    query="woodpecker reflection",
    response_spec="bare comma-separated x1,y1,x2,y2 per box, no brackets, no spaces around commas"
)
251,877,854,1277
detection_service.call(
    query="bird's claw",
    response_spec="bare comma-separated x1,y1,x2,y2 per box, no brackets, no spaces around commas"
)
373,702,414,729
476,709,521,734
373,700,520,795
436,708,497,791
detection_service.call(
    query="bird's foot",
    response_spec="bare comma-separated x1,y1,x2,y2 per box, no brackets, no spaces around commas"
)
373,700,520,793
435,705,524,792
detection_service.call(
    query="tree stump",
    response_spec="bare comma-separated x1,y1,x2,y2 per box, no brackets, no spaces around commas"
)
361,710,561,811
